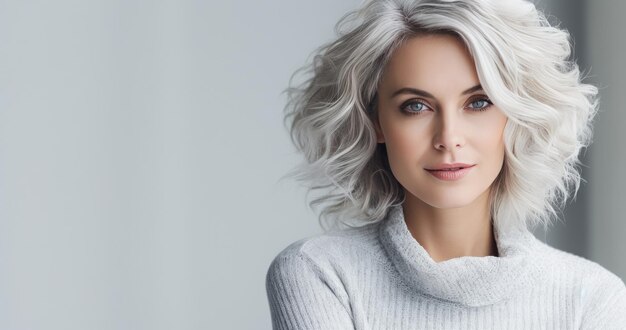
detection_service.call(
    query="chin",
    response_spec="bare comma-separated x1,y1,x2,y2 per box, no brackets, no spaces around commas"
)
411,189,479,209
424,197,476,209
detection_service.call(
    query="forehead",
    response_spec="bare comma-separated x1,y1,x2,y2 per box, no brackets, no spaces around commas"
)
380,33,480,96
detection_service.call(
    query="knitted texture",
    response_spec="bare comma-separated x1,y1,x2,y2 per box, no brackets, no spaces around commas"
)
265,204,626,329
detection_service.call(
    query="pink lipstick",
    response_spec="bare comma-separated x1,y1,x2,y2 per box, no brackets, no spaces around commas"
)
425,164,475,181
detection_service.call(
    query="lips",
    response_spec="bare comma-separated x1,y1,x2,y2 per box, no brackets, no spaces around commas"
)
425,163,475,171
425,164,475,181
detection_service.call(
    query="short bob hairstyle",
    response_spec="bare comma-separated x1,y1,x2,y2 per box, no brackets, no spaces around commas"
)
282,0,599,233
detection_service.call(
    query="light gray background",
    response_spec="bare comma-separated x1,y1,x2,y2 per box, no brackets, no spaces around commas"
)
0,0,622,329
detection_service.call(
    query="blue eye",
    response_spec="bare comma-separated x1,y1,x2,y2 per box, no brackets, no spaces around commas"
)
406,102,427,113
400,100,431,115
468,98,493,111
399,97,493,116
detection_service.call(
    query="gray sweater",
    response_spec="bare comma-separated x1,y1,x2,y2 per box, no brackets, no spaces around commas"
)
265,204,626,329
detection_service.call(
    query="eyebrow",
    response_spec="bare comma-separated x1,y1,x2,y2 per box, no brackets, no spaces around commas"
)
390,83,483,99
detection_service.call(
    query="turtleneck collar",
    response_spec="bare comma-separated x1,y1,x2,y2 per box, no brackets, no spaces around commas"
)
378,203,542,307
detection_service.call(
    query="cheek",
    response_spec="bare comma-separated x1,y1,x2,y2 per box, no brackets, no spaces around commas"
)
385,121,431,163
475,112,507,151
473,113,507,173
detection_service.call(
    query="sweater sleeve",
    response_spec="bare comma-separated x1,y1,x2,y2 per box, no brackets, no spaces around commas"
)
265,248,355,330
579,267,626,329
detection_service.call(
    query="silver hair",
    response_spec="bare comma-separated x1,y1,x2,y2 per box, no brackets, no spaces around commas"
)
281,0,599,233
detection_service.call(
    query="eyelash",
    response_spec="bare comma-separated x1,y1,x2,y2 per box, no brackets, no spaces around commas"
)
400,97,494,116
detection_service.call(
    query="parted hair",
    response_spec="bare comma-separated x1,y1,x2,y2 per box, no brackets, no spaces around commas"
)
281,0,599,233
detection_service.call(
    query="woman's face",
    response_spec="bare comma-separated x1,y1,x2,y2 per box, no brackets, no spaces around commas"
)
374,33,508,209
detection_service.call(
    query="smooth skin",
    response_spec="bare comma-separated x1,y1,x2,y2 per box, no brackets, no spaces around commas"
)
373,33,508,263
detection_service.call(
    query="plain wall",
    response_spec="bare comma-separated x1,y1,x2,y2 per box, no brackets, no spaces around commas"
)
585,0,626,279
530,0,590,257
535,0,626,280
0,0,362,329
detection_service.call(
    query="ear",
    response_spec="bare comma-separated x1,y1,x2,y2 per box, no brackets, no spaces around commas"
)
372,115,385,144
368,93,385,144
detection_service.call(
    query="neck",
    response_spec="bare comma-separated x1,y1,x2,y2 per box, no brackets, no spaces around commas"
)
402,188,498,263
378,203,540,307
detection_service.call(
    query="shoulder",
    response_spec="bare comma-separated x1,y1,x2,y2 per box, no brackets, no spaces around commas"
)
264,221,383,317
532,238,626,327
265,221,383,283
264,224,381,328
533,238,623,283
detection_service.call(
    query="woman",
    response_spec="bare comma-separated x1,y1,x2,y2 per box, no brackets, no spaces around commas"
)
265,0,626,328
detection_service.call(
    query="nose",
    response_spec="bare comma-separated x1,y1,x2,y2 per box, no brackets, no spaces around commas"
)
433,110,466,151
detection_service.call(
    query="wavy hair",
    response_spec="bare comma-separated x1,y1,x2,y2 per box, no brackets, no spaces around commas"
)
281,0,599,233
